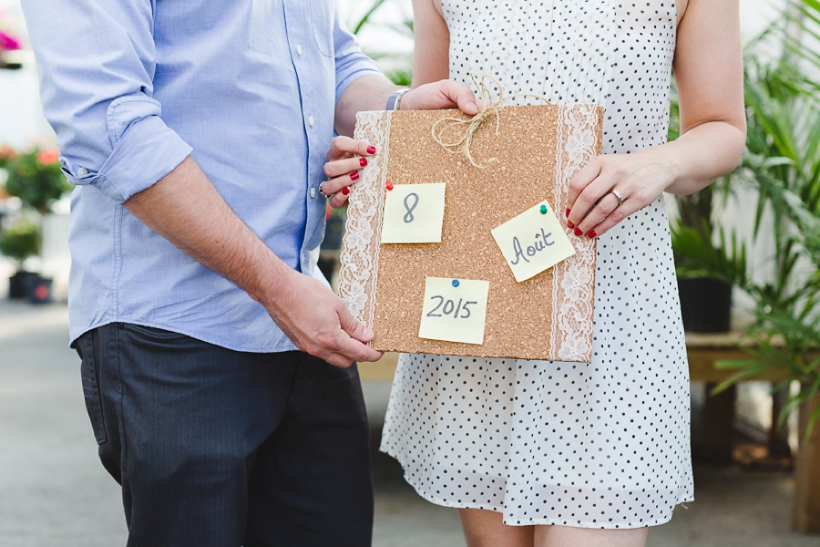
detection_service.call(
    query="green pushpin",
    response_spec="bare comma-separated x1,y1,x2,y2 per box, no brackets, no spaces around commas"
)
539,204,548,214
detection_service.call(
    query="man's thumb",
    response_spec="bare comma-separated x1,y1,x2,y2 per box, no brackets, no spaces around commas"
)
339,307,375,343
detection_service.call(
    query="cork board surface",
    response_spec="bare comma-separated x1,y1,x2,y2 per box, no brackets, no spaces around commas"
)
341,104,604,362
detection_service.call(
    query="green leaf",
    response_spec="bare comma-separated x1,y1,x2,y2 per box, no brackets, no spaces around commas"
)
0,217,39,267
352,0,389,35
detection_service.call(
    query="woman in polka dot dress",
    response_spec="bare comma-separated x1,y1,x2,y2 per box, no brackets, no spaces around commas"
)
377,0,746,545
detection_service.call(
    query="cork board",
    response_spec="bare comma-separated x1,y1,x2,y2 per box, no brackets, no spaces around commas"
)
338,104,604,362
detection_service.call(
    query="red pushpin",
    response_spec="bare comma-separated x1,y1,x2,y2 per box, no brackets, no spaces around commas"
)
385,179,394,191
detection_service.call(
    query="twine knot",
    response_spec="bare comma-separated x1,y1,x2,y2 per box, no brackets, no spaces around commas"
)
431,74,551,169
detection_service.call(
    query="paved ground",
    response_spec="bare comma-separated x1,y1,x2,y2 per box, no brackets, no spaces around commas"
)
0,299,818,547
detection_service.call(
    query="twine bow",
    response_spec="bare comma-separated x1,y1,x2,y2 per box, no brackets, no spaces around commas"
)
431,74,551,169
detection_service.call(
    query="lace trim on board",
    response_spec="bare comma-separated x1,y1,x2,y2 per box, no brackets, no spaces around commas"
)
550,104,600,363
338,110,392,328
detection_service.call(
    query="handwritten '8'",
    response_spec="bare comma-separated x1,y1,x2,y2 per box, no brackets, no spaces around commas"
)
403,193,419,223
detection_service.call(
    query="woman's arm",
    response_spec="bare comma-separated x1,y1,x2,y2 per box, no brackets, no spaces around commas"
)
667,0,746,193
411,0,451,86
567,0,746,238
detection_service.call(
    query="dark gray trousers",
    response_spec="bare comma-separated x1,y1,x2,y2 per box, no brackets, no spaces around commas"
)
75,322,373,547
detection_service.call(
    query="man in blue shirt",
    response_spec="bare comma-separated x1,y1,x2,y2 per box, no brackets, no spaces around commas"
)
22,0,478,544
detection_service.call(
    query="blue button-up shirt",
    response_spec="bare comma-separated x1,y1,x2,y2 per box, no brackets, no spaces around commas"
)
23,0,380,352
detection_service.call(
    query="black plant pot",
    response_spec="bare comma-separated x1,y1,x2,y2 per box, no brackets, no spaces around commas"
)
26,275,53,304
8,271,37,299
677,277,732,333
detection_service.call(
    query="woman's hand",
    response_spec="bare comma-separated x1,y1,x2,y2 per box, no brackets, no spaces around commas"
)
565,151,677,239
321,136,378,208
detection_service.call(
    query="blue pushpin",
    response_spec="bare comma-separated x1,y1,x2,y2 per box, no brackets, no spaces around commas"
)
452,279,460,287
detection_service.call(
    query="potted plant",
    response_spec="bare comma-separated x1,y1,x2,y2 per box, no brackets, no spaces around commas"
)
2,146,71,302
3,147,70,215
686,0,820,502
668,91,734,332
0,217,39,298
0,10,23,70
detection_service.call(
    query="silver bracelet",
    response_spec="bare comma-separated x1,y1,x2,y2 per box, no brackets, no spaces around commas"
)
386,88,411,111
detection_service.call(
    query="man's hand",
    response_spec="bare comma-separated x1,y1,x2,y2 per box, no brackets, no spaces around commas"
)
335,74,479,136
399,79,480,115
261,269,382,368
124,156,383,368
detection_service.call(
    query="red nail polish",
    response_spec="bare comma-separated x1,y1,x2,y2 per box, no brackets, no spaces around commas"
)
588,230,597,239
565,208,571,218
567,220,575,229
385,180,394,191
573,227,583,237
341,186,350,196
350,172,360,181
367,146,377,155
359,157,368,167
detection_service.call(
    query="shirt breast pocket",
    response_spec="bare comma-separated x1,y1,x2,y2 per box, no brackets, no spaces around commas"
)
309,0,335,57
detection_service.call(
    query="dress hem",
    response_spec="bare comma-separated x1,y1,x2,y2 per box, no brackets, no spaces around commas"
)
381,446,694,530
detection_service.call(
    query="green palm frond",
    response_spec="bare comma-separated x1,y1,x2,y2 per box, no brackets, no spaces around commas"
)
681,0,820,439
351,0,389,35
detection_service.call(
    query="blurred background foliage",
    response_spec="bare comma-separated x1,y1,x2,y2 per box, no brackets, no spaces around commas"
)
350,0,413,86
669,0,820,436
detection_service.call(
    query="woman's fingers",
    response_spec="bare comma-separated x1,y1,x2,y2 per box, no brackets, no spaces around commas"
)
584,198,640,238
567,158,603,210
322,171,362,208
565,153,669,238
322,171,361,196
326,136,376,161
324,156,368,180
565,154,660,238
570,192,624,237
567,168,620,230
322,136,377,208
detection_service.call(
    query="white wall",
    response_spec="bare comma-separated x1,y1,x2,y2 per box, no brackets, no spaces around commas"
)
0,0,53,148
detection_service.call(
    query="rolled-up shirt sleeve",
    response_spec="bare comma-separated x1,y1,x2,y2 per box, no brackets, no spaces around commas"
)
22,0,192,203
332,9,382,105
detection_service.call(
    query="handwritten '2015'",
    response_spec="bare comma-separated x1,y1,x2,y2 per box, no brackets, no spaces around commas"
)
426,296,478,319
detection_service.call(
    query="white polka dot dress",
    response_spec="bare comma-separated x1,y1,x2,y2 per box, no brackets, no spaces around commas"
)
380,0,694,529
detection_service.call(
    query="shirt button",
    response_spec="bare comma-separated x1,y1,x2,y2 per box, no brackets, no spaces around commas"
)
310,188,316,199
77,167,89,176
308,116,315,127
296,44,303,56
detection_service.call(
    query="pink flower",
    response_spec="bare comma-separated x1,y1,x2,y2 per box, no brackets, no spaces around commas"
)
0,145,15,159
36,149,60,165
0,31,21,51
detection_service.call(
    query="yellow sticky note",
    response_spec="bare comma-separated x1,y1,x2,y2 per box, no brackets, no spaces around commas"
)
418,277,490,345
491,201,576,282
380,183,447,244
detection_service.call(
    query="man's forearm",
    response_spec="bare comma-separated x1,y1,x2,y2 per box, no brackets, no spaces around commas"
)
335,75,399,137
124,156,290,306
